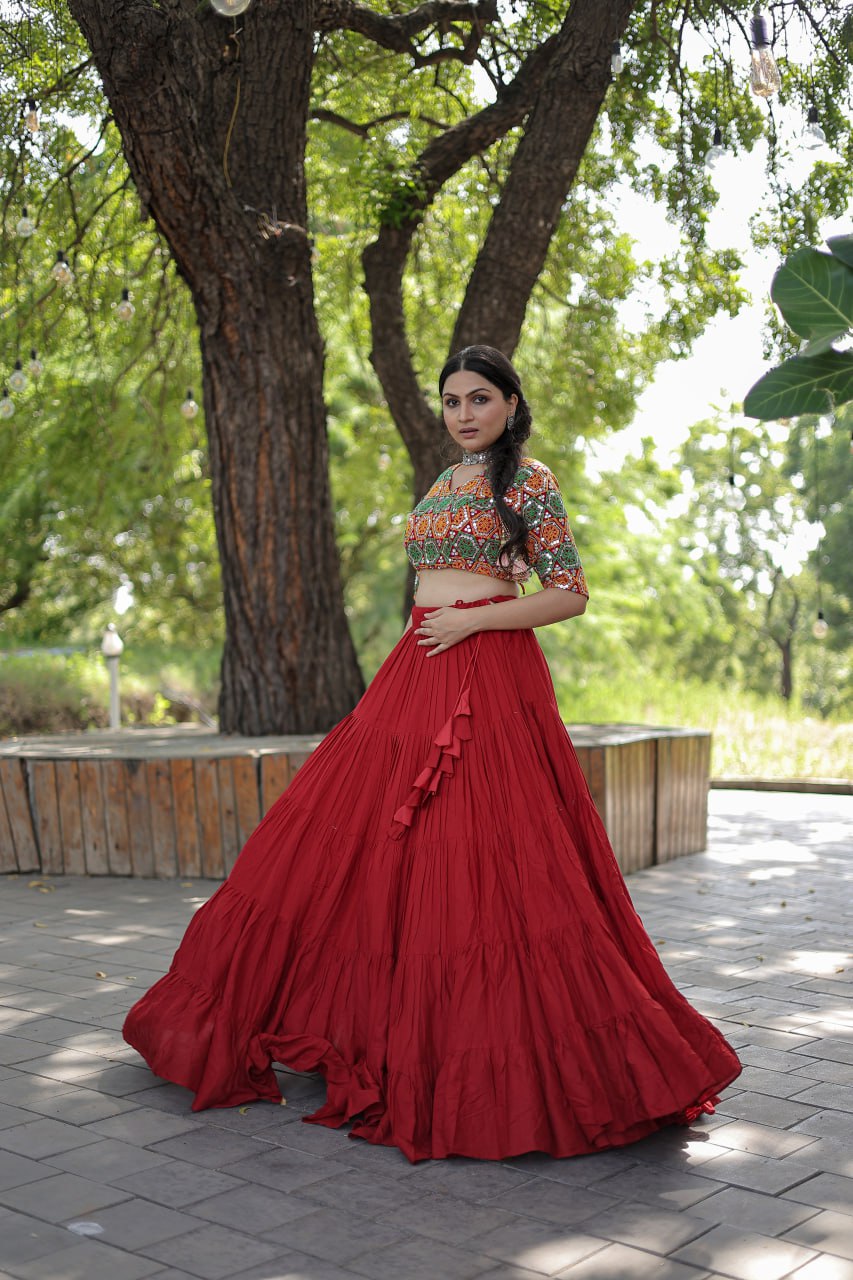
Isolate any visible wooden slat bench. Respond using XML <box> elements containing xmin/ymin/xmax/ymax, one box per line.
<box><xmin>0</xmin><ymin>723</ymin><xmax>711</xmax><ymax>879</ymax></box>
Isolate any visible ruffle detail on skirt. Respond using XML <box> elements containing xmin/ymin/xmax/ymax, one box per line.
<box><xmin>390</xmin><ymin>637</ymin><xmax>480</xmax><ymax>839</ymax></box>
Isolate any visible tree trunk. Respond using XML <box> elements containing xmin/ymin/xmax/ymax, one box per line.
<box><xmin>67</xmin><ymin>0</ymin><xmax>363</xmax><ymax>733</ymax></box>
<box><xmin>780</xmin><ymin>639</ymin><xmax>792</xmax><ymax>701</ymax></box>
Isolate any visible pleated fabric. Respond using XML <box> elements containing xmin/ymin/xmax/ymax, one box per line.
<box><xmin>123</xmin><ymin>595</ymin><xmax>741</xmax><ymax>1163</ymax></box>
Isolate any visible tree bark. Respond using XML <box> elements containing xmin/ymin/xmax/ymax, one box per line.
<box><xmin>67</xmin><ymin>0</ymin><xmax>363</xmax><ymax>733</ymax></box>
<box><xmin>363</xmin><ymin>0</ymin><xmax>637</xmax><ymax>507</ymax></box>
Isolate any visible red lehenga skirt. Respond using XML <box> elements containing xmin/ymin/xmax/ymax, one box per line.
<box><xmin>123</xmin><ymin>595</ymin><xmax>741</xmax><ymax>1163</ymax></box>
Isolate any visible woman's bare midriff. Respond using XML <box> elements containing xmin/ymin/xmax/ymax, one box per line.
<box><xmin>414</xmin><ymin>567</ymin><xmax>520</xmax><ymax>607</ymax></box>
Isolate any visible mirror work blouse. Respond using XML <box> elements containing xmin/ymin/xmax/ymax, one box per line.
<box><xmin>404</xmin><ymin>456</ymin><xmax>589</xmax><ymax>596</ymax></box>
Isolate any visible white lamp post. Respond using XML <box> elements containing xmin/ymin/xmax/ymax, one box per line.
<box><xmin>101</xmin><ymin>624</ymin><xmax>124</xmax><ymax>730</ymax></box>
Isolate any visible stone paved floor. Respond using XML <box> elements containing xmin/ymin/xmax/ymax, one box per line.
<box><xmin>0</xmin><ymin>790</ymin><xmax>851</xmax><ymax>1280</ymax></box>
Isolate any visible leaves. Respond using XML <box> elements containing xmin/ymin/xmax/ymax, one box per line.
<box><xmin>770</xmin><ymin>247</ymin><xmax>853</xmax><ymax>342</ymax></box>
<box><xmin>744</xmin><ymin>351</ymin><xmax>853</xmax><ymax>420</ymax></box>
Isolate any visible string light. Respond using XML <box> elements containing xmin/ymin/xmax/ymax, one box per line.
<box><xmin>27</xmin><ymin>349</ymin><xmax>43</xmax><ymax>379</ymax></box>
<box><xmin>704</xmin><ymin>126</ymin><xmax>726</xmax><ymax>169</ymax></box>
<box><xmin>9</xmin><ymin>360</ymin><xmax>27</xmax><ymax>393</ymax></box>
<box><xmin>802</xmin><ymin>106</ymin><xmax>827</xmax><ymax>149</ymax></box>
<box><xmin>812</xmin><ymin>610</ymin><xmax>829</xmax><ymax>639</ymax></box>
<box><xmin>50</xmin><ymin>250</ymin><xmax>74</xmax><ymax>286</ymax></box>
<box><xmin>24</xmin><ymin>97</ymin><xmax>39</xmax><ymax>132</ymax></box>
<box><xmin>116</xmin><ymin>287</ymin><xmax>135</xmax><ymax>321</ymax></box>
<box><xmin>749</xmin><ymin>10</ymin><xmax>781</xmax><ymax>99</ymax></box>
<box><xmin>0</xmin><ymin>388</ymin><xmax>14</xmax><ymax>419</ymax></box>
<box><xmin>611</xmin><ymin>41</ymin><xmax>623</xmax><ymax>74</ymax></box>
<box><xmin>181</xmin><ymin>389</ymin><xmax>199</xmax><ymax>419</ymax></box>
<box><xmin>209</xmin><ymin>0</ymin><xmax>252</xmax><ymax>15</ymax></box>
<box><xmin>15</xmin><ymin>207</ymin><xmax>35</xmax><ymax>238</ymax></box>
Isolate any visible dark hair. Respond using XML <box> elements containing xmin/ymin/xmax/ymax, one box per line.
<box><xmin>438</xmin><ymin>344</ymin><xmax>533</xmax><ymax>573</ymax></box>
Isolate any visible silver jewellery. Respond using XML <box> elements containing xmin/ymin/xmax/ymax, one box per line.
<box><xmin>459</xmin><ymin>447</ymin><xmax>493</xmax><ymax>465</ymax></box>
<box><xmin>506</xmin><ymin>413</ymin><xmax>515</xmax><ymax>430</ymax></box>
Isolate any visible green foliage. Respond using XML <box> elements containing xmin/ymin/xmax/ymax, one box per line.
<box><xmin>745</xmin><ymin>238</ymin><xmax>853</xmax><ymax>419</ymax></box>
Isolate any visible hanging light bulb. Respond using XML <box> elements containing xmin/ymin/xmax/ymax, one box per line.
<box><xmin>15</xmin><ymin>207</ymin><xmax>35</xmax><ymax>238</ymax></box>
<box><xmin>181</xmin><ymin>389</ymin><xmax>199</xmax><ymax>419</ymax></box>
<box><xmin>50</xmin><ymin>250</ymin><xmax>74</xmax><ymax>286</ymax></box>
<box><xmin>8</xmin><ymin>360</ymin><xmax>27</xmax><ymax>393</ymax></box>
<box><xmin>27</xmin><ymin>349</ymin><xmax>43</xmax><ymax>380</ymax></box>
<box><xmin>209</xmin><ymin>0</ymin><xmax>252</xmax><ymax>15</ymax></box>
<box><xmin>749</xmin><ymin>11</ymin><xmax>781</xmax><ymax>99</ymax></box>
<box><xmin>849</xmin><ymin>429</ymin><xmax>853</xmax><ymax>455</ymax></box>
<box><xmin>812</xmin><ymin>610</ymin><xmax>829</xmax><ymax>639</ymax></box>
<box><xmin>0</xmin><ymin>388</ymin><xmax>14</xmax><ymax>420</ymax></box>
<box><xmin>611</xmin><ymin>41</ymin><xmax>623</xmax><ymax>75</ymax></box>
<box><xmin>24</xmin><ymin>98</ymin><xmax>39</xmax><ymax>133</ymax></box>
<box><xmin>802</xmin><ymin>106</ymin><xmax>827</xmax><ymax>150</ymax></box>
<box><xmin>116</xmin><ymin>287</ymin><xmax>135</xmax><ymax>321</ymax></box>
<box><xmin>704</xmin><ymin>126</ymin><xmax>726</xmax><ymax>169</ymax></box>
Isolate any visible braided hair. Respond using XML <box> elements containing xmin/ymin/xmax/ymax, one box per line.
<box><xmin>438</xmin><ymin>344</ymin><xmax>533</xmax><ymax>574</ymax></box>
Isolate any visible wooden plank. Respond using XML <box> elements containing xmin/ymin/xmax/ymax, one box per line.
<box><xmin>102</xmin><ymin>759</ymin><xmax>132</xmax><ymax>876</ymax></box>
<box><xmin>78</xmin><ymin>761</ymin><xmax>109</xmax><ymax>875</ymax></box>
<box><xmin>29</xmin><ymin>761</ymin><xmax>63</xmax><ymax>875</ymax></box>
<box><xmin>146</xmin><ymin>760</ymin><xmax>177</xmax><ymax>878</ymax></box>
<box><xmin>217</xmin><ymin>759</ymin><xmax>240</xmax><ymax>875</ymax></box>
<box><xmin>232</xmin><ymin>756</ymin><xmax>260</xmax><ymax>850</ymax></box>
<box><xmin>260</xmin><ymin>754</ymin><xmax>291</xmax><ymax>817</ymax></box>
<box><xmin>125</xmin><ymin>760</ymin><xmax>154</xmax><ymax>878</ymax></box>
<box><xmin>584</xmin><ymin>746</ymin><xmax>607</xmax><ymax>814</ymax></box>
<box><xmin>0</xmin><ymin>765</ymin><xmax>21</xmax><ymax>873</ymax></box>
<box><xmin>0</xmin><ymin>759</ymin><xmax>39</xmax><ymax>873</ymax></box>
<box><xmin>195</xmin><ymin>759</ymin><xmax>224</xmax><ymax>880</ymax></box>
<box><xmin>605</xmin><ymin>741</ymin><xmax>654</xmax><ymax>875</ymax></box>
<box><xmin>171</xmin><ymin>759</ymin><xmax>201</xmax><ymax>879</ymax></box>
<box><xmin>55</xmin><ymin>761</ymin><xmax>86</xmax><ymax>876</ymax></box>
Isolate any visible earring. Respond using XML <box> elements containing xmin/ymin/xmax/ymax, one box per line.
<box><xmin>506</xmin><ymin>413</ymin><xmax>515</xmax><ymax>431</ymax></box>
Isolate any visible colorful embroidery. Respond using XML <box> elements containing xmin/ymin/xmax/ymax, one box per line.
<box><xmin>404</xmin><ymin>456</ymin><xmax>588</xmax><ymax>595</ymax></box>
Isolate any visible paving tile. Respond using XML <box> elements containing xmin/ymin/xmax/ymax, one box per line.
<box><xmin>463</xmin><ymin>1219</ymin><xmax>608</xmax><ymax>1274</ymax></box>
<box><xmin>71</xmin><ymin>1196</ymin><xmax>201</xmax><ymax>1250</ymax></box>
<box><xmin>788</xmin><ymin>1255</ymin><xmax>853</xmax><ymax>1280</ymax></box>
<box><xmin>0</xmin><ymin>1036</ymin><xmax>56</xmax><ymax>1066</ymax></box>
<box><xmin>229</xmin><ymin>1255</ymin><xmax>361</xmax><ymax>1280</ymax></box>
<box><xmin>86</xmin><ymin>1105</ymin><xmax>202</xmax><ymax>1147</ymax></box>
<box><xmin>408</xmin><ymin>1160</ymin><xmax>538</xmax><ymax>1203</ymax></box>
<box><xmin>8</xmin><ymin>1237</ymin><xmax>163</xmax><ymax>1279</ymax></box>
<box><xmin>346</xmin><ymin>1235</ymin><xmax>497</xmax><ymax>1280</ymax></box>
<box><xmin>790</xmin><ymin>1083</ymin><xmax>853</xmax><ymax>1113</ymax></box>
<box><xmin>578</xmin><ymin>1199</ymin><xmax>713</xmax><ymax>1253</ymax></box>
<box><xmin>115</xmin><ymin>1159</ymin><xmax>248</xmax><ymax>1208</ymax></box>
<box><xmin>783</xmin><ymin>1210</ymin><xmax>853</xmax><ymax>1260</ymax></box>
<box><xmin>687</xmin><ymin>1186</ymin><xmax>820</xmax><ymax>1234</ymax></box>
<box><xmin>11</xmin><ymin>1050</ymin><xmax>118</xmax><ymax>1083</ymax></box>
<box><xmin>189</xmin><ymin>1183</ymin><xmax>320</xmax><ymax>1232</ymax></box>
<box><xmin>553</xmin><ymin>1242</ymin><xmax>709</xmax><ymax>1278</ymax></box>
<box><xmin>707</xmin><ymin>1120</ymin><xmax>819</xmax><ymax>1159</ymax></box>
<box><xmin>714</xmin><ymin>1092</ymin><xmax>821</xmax><ymax>1128</ymax></box>
<box><xmin>140</xmin><ymin>1223</ymin><xmax>284</xmax><ymax>1279</ymax></box>
<box><xmin>485</xmin><ymin>1177</ymin><xmax>618</xmax><ymax>1227</ymax></box>
<box><xmin>589</xmin><ymin>1164</ymin><xmax>720</xmax><ymax>1211</ymax></box>
<box><xmin>0</xmin><ymin>1116</ymin><xmax>103</xmax><ymax>1159</ymax></box>
<box><xmin>734</xmin><ymin>1066</ymin><xmax>824</xmax><ymax>1100</ymax></box>
<box><xmin>0</xmin><ymin>1105</ymin><xmax>42</xmax><ymax>1132</ymax></box>
<box><xmin>192</xmin><ymin>1101</ymin><xmax>291</xmax><ymax>1136</ymax></box>
<box><xmin>501</xmin><ymin>1148</ymin><xmax>640</xmax><ymax>1185</ymax></box>
<box><xmin>149</xmin><ymin>1126</ymin><xmax>268</xmax><ymax>1168</ymax></box>
<box><xmin>74</xmin><ymin>1063</ymin><xmax>166</xmax><ymax>1096</ymax></box>
<box><xmin>0</xmin><ymin>1149</ymin><xmax>52</xmax><ymax>1192</ymax></box>
<box><xmin>696</xmin><ymin>1150</ymin><xmax>820</xmax><ymax>1195</ymax></box>
<box><xmin>0</xmin><ymin>1210</ymin><xmax>75</xmax><ymax>1265</ymax></box>
<box><xmin>221</xmin><ymin>1146</ymin><xmax>353</xmax><ymax>1194</ymax></box>
<box><xmin>374</xmin><ymin>1193</ymin><xmax>517</xmax><ymax>1244</ymax></box>
<box><xmin>738</xmin><ymin>1047</ymin><xmax>820</xmax><ymax>1074</ymax></box>
<box><xmin>2</xmin><ymin>1085</ymin><xmax>140</xmax><ymax>1126</ymax></box>
<box><xmin>783</xmin><ymin>1172</ymin><xmax>853</xmax><ymax>1215</ymax></box>
<box><xmin>779</xmin><ymin>1139</ymin><xmax>853</xmax><ymax>1178</ymax></box>
<box><xmin>792</xmin><ymin>1111</ymin><xmax>853</xmax><ymax>1144</ymax></box>
<box><xmin>794</xmin><ymin>1041</ymin><xmax>853</xmax><ymax>1066</ymax></box>
<box><xmin>261</xmin><ymin>1205</ymin><xmax>409</xmax><ymax>1263</ymax></box>
<box><xmin>672</xmin><ymin>1222</ymin><xmax>818</xmax><ymax>1280</ymax></box>
<box><xmin>45</xmin><ymin>1135</ymin><xmax>170</xmax><ymax>1181</ymax></box>
<box><xmin>0</xmin><ymin>1170</ymin><xmax>132</xmax><ymax>1222</ymax></box>
<box><xmin>291</xmin><ymin>1168</ymin><xmax>425</xmax><ymax>1217</ymax></box>
<box><xmin>789</xmin><ymin>1060</ymin><xmax>853</xmax><ymax>1086</ymax></box>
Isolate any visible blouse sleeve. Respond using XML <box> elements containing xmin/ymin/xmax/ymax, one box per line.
<box><xmin>522</xmin><ymin>464</ymin><xmax>589</xmax><ymax>596</ymax></box>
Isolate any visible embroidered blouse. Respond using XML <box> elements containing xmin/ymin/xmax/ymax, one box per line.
<box><xmin>404</xmin><ymin>456</ymin><xmax>588</xmax><ymax>595</ymax></box>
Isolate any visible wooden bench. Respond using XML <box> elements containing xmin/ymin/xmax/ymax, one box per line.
<box><xmin>0</xmin><ymin>723</ymin><xmax>710</xmax><ymax>879</ymax></box>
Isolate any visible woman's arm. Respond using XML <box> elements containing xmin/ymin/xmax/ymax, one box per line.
<box><xmin>415</xmin><ymin>588</ymin><xmax>586</xmax><ymax>653</ymax></box>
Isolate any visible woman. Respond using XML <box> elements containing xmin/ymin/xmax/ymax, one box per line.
<box><xmin>124</xmin><ymin>345</ymin><xmax>741</xmax><ymax>1164</ymax></box>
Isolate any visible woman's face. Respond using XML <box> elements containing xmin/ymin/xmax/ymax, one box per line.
<box><xmin>441</xmin><ymin>370</ymin><xmax>518</xmax><ymax>454</ymax></box>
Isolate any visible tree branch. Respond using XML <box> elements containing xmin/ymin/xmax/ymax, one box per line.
<box><xmin>314</xmin><ymin>0</ymin><xmax>498</xmax><ymax>54</ymax></box>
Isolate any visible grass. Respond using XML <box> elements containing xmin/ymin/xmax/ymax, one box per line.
<box><xmin>1</xmin><ymin>643</ymin><xmax>850</xmax><ymax>782</ymax></box>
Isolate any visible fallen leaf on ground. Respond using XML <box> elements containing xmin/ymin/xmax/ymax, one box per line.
<box><xmin>655</xmin><ymin>939</ymin><xmax>666</xmax><ymax>946</ymax></box>
<box><xmin>95</xmin><ymin>971</ymin><xmax>108</xmax><ymax>979</ymax></box>
<box><xmin>238</xmin><ymin>1106</ymin><xmax>249</xmax><ymax>1114</ymax></box>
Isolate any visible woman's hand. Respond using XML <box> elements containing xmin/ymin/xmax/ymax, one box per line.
<box><xmin>415</xmin><ymin>607</ymin><xmax>476</xmax><ymax>655</ymax></box>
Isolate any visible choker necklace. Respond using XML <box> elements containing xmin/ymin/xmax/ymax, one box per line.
<box><xmin>459</xmin><ymin>447</ymin><xmax>493</xmax><ymax>465</ymax></box>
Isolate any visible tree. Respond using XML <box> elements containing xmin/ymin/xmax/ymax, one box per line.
<box><xmin>2</xmin><ymin>0</ymin><xmax>850</xmax><ymax>733</ymax></box>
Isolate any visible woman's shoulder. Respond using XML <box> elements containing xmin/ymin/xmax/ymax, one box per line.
<box><xmin>512</xmin><ymin>456</ymin><xmax>560</xmax><ymax>489</ymax></box>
